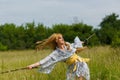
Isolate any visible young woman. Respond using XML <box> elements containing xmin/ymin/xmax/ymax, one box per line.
<box><xmin>27</xmin><ymin>33</ymin><xmax>90</xmax><ymax>80</ymax></box>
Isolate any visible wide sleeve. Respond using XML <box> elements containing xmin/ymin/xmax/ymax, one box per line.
<box><xmin>71</xmin><ymin>36</ymin><xmax>83</xmax><ymax>48</ymax></box>
<box><xmin>39</xmin><ymin>50</ymin><xmax>58</xmax><ymax>74</ymax></box>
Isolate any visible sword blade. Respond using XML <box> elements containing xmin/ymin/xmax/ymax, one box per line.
<box><xmin>0</xmin><ymin>67</ymin><xmax>27</xmax><ymax>74</ymax></box>
<box><xmin>86</xmin><ymin>33</ymin><xmax>95</xmax><ymax>41</ymax></box>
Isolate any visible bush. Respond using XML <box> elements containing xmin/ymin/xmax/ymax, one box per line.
<box><xmin>0</xmin><ymin>42</ymin><xmax>8</xmax><ymax>51</ymax></box>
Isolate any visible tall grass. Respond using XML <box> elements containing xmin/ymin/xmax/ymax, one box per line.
<box><xmin>0</xmin><ymin>46</ymin><xmax>120</xmax><ymax>80</ymax></box>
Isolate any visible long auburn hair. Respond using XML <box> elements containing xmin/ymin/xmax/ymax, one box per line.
<box><xmin>35</xmin><ymin>33</ymin><xmax>70</xmax><ymax>51</ymax></box>
<box><xmin>35</xmin><ymin>33</ymin><xmax>86</xmax><ymax>53</ymax></box>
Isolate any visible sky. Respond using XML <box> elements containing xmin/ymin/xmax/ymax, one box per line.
<box><xmin>0</xmin><ymin>0</ymin><xmax>120</xmax><ymax>28</ymax></box>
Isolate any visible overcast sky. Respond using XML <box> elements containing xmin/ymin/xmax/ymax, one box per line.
<box><xmin>0</xmin><ymin>0</ymin><xmax>120</xmax><ymax>28</ymax></box>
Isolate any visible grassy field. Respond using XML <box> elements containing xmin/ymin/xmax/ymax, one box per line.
<box><xmin>0</xmin><ymin>46</ymin><xmax>120</xmax><ymax>80</ymax></box>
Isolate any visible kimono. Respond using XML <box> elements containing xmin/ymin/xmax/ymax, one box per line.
<box><xmin>39</xmin><ymin>36</ymin><xmax>90</xmax><ymax>80</ymax></box>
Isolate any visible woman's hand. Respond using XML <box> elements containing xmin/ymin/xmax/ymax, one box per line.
<box><xmin>27</xmin><ymin>65</ymin><xmax>34</xmax><ymax>69</ymax></box>
<box><xmin>27</xmin><ymin>62</ymin><xmax>40</xmax><ymax>69</ymax></box>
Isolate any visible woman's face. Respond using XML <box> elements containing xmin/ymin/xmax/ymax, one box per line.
<box><xmin>56</xmin><ymin>35</ymin><xmax>65</xmax><ymax>45</ymax></box>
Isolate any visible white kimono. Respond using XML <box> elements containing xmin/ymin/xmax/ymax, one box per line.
<box><xmin>39</xmin><ymin>36</ymin><xmax>90</xmax><ymax>80</ymax></box>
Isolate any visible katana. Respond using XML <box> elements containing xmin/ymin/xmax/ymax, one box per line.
<box><xmin>0</xmin><ymin>67</ymin><xmax>38</xmax><ymax>74</ymax></box>
<box><xmin>84</xmin><ymin>33</ymin><xmax>95</xmax><ymax>45</ymax></box>
<box><xmin>86</xmin><ymin>33</ymin><xmax>95</xmax><ymax>41</ymax></box>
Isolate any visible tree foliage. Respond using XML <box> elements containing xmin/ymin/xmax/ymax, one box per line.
<box><xmin>98</xmin><ymin>13</ymin><xmax>120</xmax><ymax>47</ymax></box>
<box><xmin>0</xmin><ymin>13</ymin><xmax>120</xmax><ymax>50</ymax></box>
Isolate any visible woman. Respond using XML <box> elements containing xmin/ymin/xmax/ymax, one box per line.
<box><xmin>27</xmin><ymin>33</ymin><xmax>90</xmax><ymax>80</ymax></box>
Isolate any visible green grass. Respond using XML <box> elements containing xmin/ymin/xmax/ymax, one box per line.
<box><xmin>0</xmin><ymin>46</ymin><xmax>120</xmax><ymax>80</ymax></box>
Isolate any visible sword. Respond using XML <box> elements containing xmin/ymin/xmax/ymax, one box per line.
<box><xmin>84</xmin><ymin>33</ymin><xmax>95</xmax><ymax>45</ymax></box>
<box><xmin>0</xmin><ymin>67</ymin><xmax>38</xmax><ymax>74</ymax></box>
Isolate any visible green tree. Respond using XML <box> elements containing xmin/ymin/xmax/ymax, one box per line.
<box><xmin>24</xmin><ymin>22</ymin><xmax>36</xmax><ymax>48</ymax></box>
<box><xmin>98</xmin><ymin>13</ymin><xmax>120</xmax><ymax>47</ymax></box>
<box><xmin>0</xmin><ymin>23</ymin><xmax>17</xmax><ymax>49</ymax></box>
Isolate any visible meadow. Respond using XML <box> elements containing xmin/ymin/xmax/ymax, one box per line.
<box><xmin>0</xmin><ymin>46</ymin><xmax>120</xmax><ymax>80</ymax></box>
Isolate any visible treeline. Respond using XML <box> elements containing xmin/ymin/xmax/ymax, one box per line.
<box><xmin>0</xmin><ymin>13</ymin><xmax>120</xmax><ymax>51</ymax></box>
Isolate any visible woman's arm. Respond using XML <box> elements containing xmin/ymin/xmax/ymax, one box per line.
<box><xmin>27</xmin><ymin>50</ymin><xmax>57</xmax><ymax>69</ymax></box>
<box><xmin>75</xmin><ymin>46</ymin><xmax>88</xmax><ymax>53</ymax></box>
<box><xmin>27</xmin><ymin>62</ymin><xmax>40</xmax><ymax>69</ymax></box>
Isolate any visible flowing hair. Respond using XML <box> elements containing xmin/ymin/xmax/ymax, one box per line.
<box><xmin>35</xmin><ymin>33</ymin><xmax>71</xmax><ymax>51</ymax></box>
<box><xmin>35</xmin><ymin>33</ymin><xmax>86</xmax><ymax>53</ymax></box>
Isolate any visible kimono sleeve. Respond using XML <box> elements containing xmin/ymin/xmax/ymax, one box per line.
<box><xmin>39</xmin><ymin>50</ymin><xmax>57</xmax><ymax>68</ymax></box>
<box><xmin>39</xmin><ymin>50</ymin><xmax>57</xmax><ymax>74</ymax></box>
<box><xmin>71</xmin><ymin>36</ymin><xmax>83</xmax><ymax>48</ymax></box>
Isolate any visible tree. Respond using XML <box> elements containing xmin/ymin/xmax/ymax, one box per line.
<box><xmin>98</xmin><ymin>13</ymin><xmax>120</xmax><ymax>46</ymax></box>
